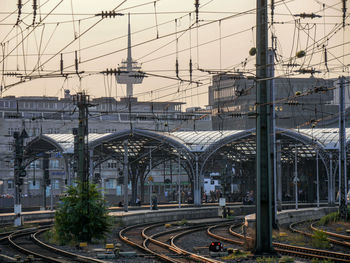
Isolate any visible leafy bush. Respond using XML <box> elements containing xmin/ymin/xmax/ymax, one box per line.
<box><xmin>54</xmin><ymin>183</ymin><xmax>111</xmax><ymax>244</ymax></box>
<box><xmin>311</xmin><ymin>230</ymin><xmax>330</xmax><ymax>249</ymax></box>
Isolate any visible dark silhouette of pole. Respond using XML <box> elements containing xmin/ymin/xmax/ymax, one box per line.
<box><xmin>339</xmin><ymin>76</ymin><xmax>348</xmax><ymax>219</ymax></box>
<box><xmin>74</xmin><ymin>92</ymin><xmax>91</xmax><ymax>241</ymax></box>
<box><xmin>255</xmin><ymin>0</ymin><xmax>274</xmax><ymax>254</ymax></box>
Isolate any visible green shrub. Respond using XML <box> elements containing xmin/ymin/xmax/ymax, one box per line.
<box><xmin>54</xmin><ymin>182</ymin><xmax>111</xmax><ymax>244</ymax></box>
<box><xmin>312</xmin><ymin>230</ymin><xmax>330</xmax><ymax>249</ymax></box>
<box><xmin>319</xmin><ymin>212</ymin><xmax>339</xmax><ymax>226</ymax></box>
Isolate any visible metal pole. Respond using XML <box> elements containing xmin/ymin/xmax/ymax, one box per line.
<box><xmin>294</xmin><ymin>146</ymin><xmax>298</xmax><ymax>210</ymax></box>
<box><xmin>123</xmin><ymin>140</ymin><xmax>128</xmax><ymax>212</ymax></box>
<box><xmin>329</xmin><ymin>153</ymin><xmax>334</xmax><ymax>205</ymax></box>
<box><xmin>276</xmin><ymin>140</ymin><xmax>282</xmax><ymax>211</ymax></box>
<box><xmin>149</xmin><ymin>148</ymin><xmax>152</xmax><ymax>210</ymax></box>
<box><xmin>178</xmin><ymin>150</ymin><xmax>181</xmax><ymax>208</ymax></box>
<box><xmin>194</xmin><ymin>155</ymin><xmax>200</xmax><ymax>206</ymax></box>
<box><xmin>255</xmin><ymin>0</ymin><xmax>273</xmax><ymax>254</ymax></box>
<box><xmin>316</xmin><ymin>150</ymin><xmax>320</xmax><ymax>208</ymax></box>
<box><xmin>339</xmin><ymin>76</ymin><xmax>347</xmax><ymax>218</ymax></box>
<box><xmin>268</xmin><ymin>49</ymin><xmax>277</xmax><ymax>226</ymax></box>
<box><xmin>50</xmin><ymin>182</ymin><xmax>53</xmax><ymax>211</ymax></box>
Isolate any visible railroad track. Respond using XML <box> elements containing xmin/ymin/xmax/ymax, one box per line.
<box><xmin>207</xmin><ymin>221</ymin><xmax>350</xmax><ymax>262</ymax></box>
<box><xmin>290</xmin><ymin>220</ymin><xmax>350</xmax><ymax>248</ymax></box>
<box><xmin>2</xmin><ymin>226</ymin><xmax>107</xmax><ymax>263</ymax></box>
<box><xmin>119</xmin><ymin>220</ymin><xmax>235</xmax><ymax>263</ymax></box>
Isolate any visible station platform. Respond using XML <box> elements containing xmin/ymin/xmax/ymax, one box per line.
<box><xmin>244</xmin><ymin>206</ymin><xmax>338</xmax><ymax>228</ymax></box>
<box><xmin>0</xmin><ymin>204</ymin><xmax>254</xmax><ymax>226</ymax></box>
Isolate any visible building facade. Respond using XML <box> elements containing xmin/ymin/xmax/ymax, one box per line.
<box><xmin>0</xmin><ymin>90</ymin><xmax>211</xmax><ymax>201</ymax></box>
<box><xmin>208</xmin><ymin>73</ymin><xmax>338</xmax><ymax>130</ymax></box>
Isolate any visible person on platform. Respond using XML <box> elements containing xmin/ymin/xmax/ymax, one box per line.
<box><xmin>151</xmin><ymin>192</ymin><xmax>158</xmax><ymax>210</ymax></box>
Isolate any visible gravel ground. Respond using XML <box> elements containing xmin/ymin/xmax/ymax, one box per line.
<box><xmin>36</xmin><ymin>224</ymin><xmax>315</xmax><ymax>263</ymax></box>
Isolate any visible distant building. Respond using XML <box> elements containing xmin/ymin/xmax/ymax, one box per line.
<box><xmin>208</xmin><ymin>73</ymin><xmax>338</xmax><ymax>130</ymax></box>
<box><xmin>0</xmin><ymin>90</ymin><xmax>211</xmax><ymax>198</ymax></box>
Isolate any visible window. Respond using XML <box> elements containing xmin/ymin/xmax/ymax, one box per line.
<box><xmin>105</xmin><ymin>179</ymin><xmax>116</xmax><ymax>189</ymax></box>
<box><xmin>50</xmin><ymin>159</ymin><xmax>60</xmax><ymax>169</ymax></box>
<box><xmin>7</xmin><ymin>180</ymin><xmax>14</xmax><ymax>189</ymax></box>
<box><xmin>8</xmin><ymin>127</ymin><xmax>20</xmax><ymax>136</ymax></box>
<box><xmin>107</xmin><ymin>161</ymin><xmax>118</xmax><ymax>169</ymax></box>
<box><xmin>28</xmin><ymin>180</ymin><xmax>40</xmax><ymax>190</ymax></box>
<box><xmin>52</xmin><ymin>179</ymin><xmax>60</xmax><ymax>189</ymax></box>
<box><xmin>29</xmin><ymin>160</ymin><xmax>40</xmax><ymax>169</ymax></box>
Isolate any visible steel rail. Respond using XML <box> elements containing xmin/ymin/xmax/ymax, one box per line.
<box><xmin>119</xmin><ymin>222</ymin><xmax>180</xmax><ymax>263</ymax></box>
<box><xmin>226</xmin><ymin>222</ymin><xmax>350</xmax><ymax>262</ymax></box>
<box><xmin>32</xmin><ymin>228</ymin><xmax>107</xmax><ymax>263</ymax></box>
<box><xmin>290</xmin><ymin>221</ymin><xmax>350</xmax><ymax>248</ymax></box>
<box><xmin>170</xmin><ymin>226</ymin><xmax>224</xmax><ymax>263</ymax></box>
<box><xmin>7</xmin><ymin>227</ymin><xmax>108</xmax><ymax>263</ymax></box>
<box><xmin>8</xmin><ymin>228</ymin><xmax>66</xmax><ymax>263</ymax></box>
<box><xmin>207</xmin><ymin>222</ymin><xmax>244</xmax><ymax>246</ymax></box>
<box><xmin>311</xmin><ymin>222</ymin><xmax>350</xmax><ymax>241</ymax></box>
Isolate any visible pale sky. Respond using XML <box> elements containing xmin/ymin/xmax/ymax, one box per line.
<box><xmin>0</xmin><ymin>0</ymin><xmax>349</xmax><ymax>108</ymax></box>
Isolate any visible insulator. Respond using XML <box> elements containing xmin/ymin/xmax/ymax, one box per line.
<box><xmin>175</xmin><ymin>59</ymin><xmax>179</xmax><ymax>79</ymax></box>
<box><xmin>324</xmin><ymin>47</ymin><xmax>329</xmax><ymax>72</ymax></box>
<box><xmin>294</xmin><ymin>13</ymin><xmax>321</xmax><ymax>19</ymax></box>
<box><xmin>75</xmin><ymin>51</ymin><xmax>78</xmax><ymax>73</ymax></box>
<box><xmin>60</xmin><ymin>53</ymin><xmax>63</xmax><ymax>75</ymax></box>
<box><xmin>32</xmin><ymin>0</ymin><xmax>37</xmax><ymax>25</ymax></box>
<box><xmin>194</xmin><ymin>0</ymin><xmax>200</xmax><ymax>23</ymax></box>
<box><xmin>189</xmin><ymin>59</ymin><xmax>193</xmax><ymax>80</ymax></box>
<box><xmin>343</xmin><ymin>0</ymin><xmax>347</xmax><ymax>27</ymax></box>
<box><xmin>16</xmin><ymin>0</ymin><xmax>22</xmax><ymax>25</ymax></box>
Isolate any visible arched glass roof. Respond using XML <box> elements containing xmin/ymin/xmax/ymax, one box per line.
<box><xmin>26</xmin><ymin>128</ymin><xmax>347</xmax><ymax>159</ymax></box>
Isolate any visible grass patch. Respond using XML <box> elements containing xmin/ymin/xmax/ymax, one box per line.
<box><xmin>279</xmin><ymin>256</ymin><xmax>295</xmax><ymax>263</ymax></box>
<box><xmin>273</xmin><ymin>229</ymin><xmax>308</xmax><ymax>246</ymax></box>
<box><xmin>319</xmin><ymin>212</ymin><xmax>339</xmax><ymax>226</ymax></box>
<box><xmin>311</xmin><ymin>259</ymin><xmax>334</xmax><ymax>263</ymax></box>
<box><xmin>176</xmin><ymin>219</ymin><xmax>187</xmax><ymax>226</ymax></box>
<box><xmin>319</xmin><ymin>208</ymin><xmax>350</xmax><ymax>226</ymax></box>
<box><xmin>221</xmin><ymin>249</ymin><xmax>251</xmax><ymax>260</ymax></box>
<box><xmin>311</xmin><ymin>230</ymin><xmax>330</xmax><ymax>249</ymax></box>
<box><xmin>256</xmin><ymin>256</ymin><xmax>278</xmax><ymax>263</ymax></box>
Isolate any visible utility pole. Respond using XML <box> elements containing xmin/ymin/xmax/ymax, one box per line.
<box><xmin>73</xmin><ymin>92</ymin><xmax>91</xmax><ymax>241</ymax></box>
<box><xmin>255</xmin><ymin>0</ymin><xmax>274</xmax><ymax>254</ymax></box>
<box><xmin>178</xmin><ymin>150</ymin><xmax>181</xmax><ymax>208</ymax></box>
<box><xmin>13</xmin><ymin>129</ymin><xmax>28</xmax><ymax>226</ymax></box>
<box><xmin>123</xmin><ymin>140</ymin><xmax>129</xmax><ymax>212</ymax></box>
<box><xmin>316</xmin><ymin>150</ymin><xmax>320</xmax><ymax>208</ymax></box>
<box><xmin>339</xmin><ymin>76</ymin><xmax>348</xmax><ymax>219</ymax></box>
<box><xmin>268</xmin><ymin>49</ymin><xmax>277</xmax><ymax>227</ymax></box>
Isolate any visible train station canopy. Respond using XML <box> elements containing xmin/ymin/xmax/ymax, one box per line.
<box><xmin>24</xmin><ymin>128</ymin><xmax>350</xmax><ymax>166</ymax></box>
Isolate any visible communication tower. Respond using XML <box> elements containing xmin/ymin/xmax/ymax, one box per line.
<box><xmin>116</xmin><ymin>14</ymin><xmax>144</xmax><ymax>98</ymax></box>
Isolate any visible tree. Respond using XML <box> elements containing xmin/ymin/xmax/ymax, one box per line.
<box><xmin>54</xmin><ymin>183</ymin><xmax>111</xmax><ymax>244</ymax></box>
